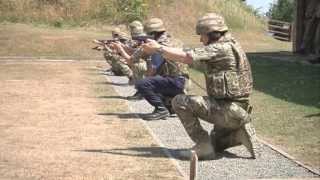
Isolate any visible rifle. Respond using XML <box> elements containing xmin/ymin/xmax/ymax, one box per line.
<box><xmin>92</xmin><ymin>37</ymin><xmax>128</xmax><ymax>51</ymax></box>
<box><xmin>92</xmin><ymin>38</ymin><xmax>128</xmax><ymax>46</ymax></box>
<box><xmin>132</xmin><ymin>35</ymin><xmax>154</xmax><ymax>43</ymax></box>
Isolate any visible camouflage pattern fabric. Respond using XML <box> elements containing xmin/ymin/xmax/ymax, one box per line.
<box><xmin>131</xmin><ymin>60</ymin><xmax>147</xmax><ymax>81</ymax></box>
<box><xmin>172</xmin><ymin>94</ymin><xmax>257</xmax><ymax>157</ymax></box>
<box><xmin>185</xmin><ymin>33</ymin><xmax>252</xmax><ymax>99</ymax></box>
<box><xmin>103</xmin><ymin>50</ymin><xmax>133</xmax><ymax>77</ymax></box>
<box><xmin>196</xmin><ymin>13</ymin><xmax>228</xmax><ymax>34</ymax></box>
<box><xmin>156</xmin><ymin>32</ymin><xmax>190</xmax><ymax>77</ymax></box>
<box><xmin>129</xmin><ymin>20</ymin><xmax>145</xmax><ymax>38</ymax></box>
<box><xmin>144</xmin><ymin>18</ymin><xmax>166</xmax><ymax>34</ymax></box>
<box><xmin>172</xmin><ymin>33</ymin><xmax>256</xmax><ymax>157</ymax></box>
<box><xmin>130</xmin><ymin>32</ymin><xmax>189</xmax><ymax>78</ymax></box>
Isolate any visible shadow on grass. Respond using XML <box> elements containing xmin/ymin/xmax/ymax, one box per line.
<box><xmin>98</xmin><ymin>112</ymin><xmax>177</xmax><ymax>121</ymax></box>
<box><xmin>95</xmin><ymin>81</ymin><xmax>129</xmax><ymax>86</ymax></box>
<box><xmin>97</xmin><ymin>112</ymin><xmax>141</xmax><ymax>119</ymax></box>
<box><xmin>304</xmin><ymin>113</ymin><xmax>320</xmax><ymax>118</ymax></box>
<box><xmin>97</xmin><ymin>95</ymin><xmax>129</xmax><ymax>100</ymax></box>
<box><xmin>248</xmin><ymin>52</ymin><xmax>320</xmax><ymax>108</ymax></box>
<box><xmin>76</xmin><ymin>147</ymin><xmax>252</xmax><ymax>161</ymax></box>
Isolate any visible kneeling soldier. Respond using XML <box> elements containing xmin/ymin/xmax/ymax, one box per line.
<box><xmin>142</xmin><ymin>13</ymin><xmax>257</xmax><ymax>160</ymax></box>
<box><xmin>114</xmin><ymin>18</ymin><xmax>189</xmax><ymax>119</ymax></box>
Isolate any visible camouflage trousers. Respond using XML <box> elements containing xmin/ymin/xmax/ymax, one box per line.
<box><xmin>104</xmin><ymin>52</ymin><xmax>133</xmax><ymax>77</ymax></box>
<box><xmin>172</xmin><ymin>94</ymin><xmax>257</xmax><ymax>155</ymax></box>
<box><xmin>131</xmin><ymin>61</ymin><xmax>147</xmax><ymax>82</ymax></box>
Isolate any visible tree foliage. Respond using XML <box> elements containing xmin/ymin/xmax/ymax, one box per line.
<box><xmin>266</xmin><ymin>0</ymin><xmax>294</xmax><ymax>22</ymax></box>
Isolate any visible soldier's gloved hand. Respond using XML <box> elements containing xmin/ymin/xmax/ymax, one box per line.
<box><xmin>141</xmin><ymin>39</ymin><xmax>161</xmax><ymax>54</ymax></box>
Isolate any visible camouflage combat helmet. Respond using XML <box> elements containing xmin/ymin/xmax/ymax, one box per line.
<box><xmin>129</xmin><ymin>20</ymin><xmax>145</xmax><ymax>37</ymax></box>
<box><xmin>196</xmin><ymin>13</ymin><xmax>228</xmax><ymax>35</ymax></box>
<box><xmin>112</xmin><ymin>27</ymin><xmax>129</xmax><ymax>39</ymax></box>
<box><xmin>144</xmin><ymin>18</ymin><xmax>166</xmax><ymax>34</ymax></box>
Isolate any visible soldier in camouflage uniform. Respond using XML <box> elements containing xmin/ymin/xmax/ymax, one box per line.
<box><xmin>103</xmin><ymin>28</ymin><xmax>134</xmax><ymax>80</ymax></box>
<box><xmin>116</xmin><ymin>18</ymin><xmax>190</xmax><ymax>120</ymax></box>
<box><xmin>128</xmin><ymin>21</ymin><xmax>148</xmax><ymax>83</ymax></box>
<box><xmin>142</xmin><ymin>13</ymin><xmax>257</xmax><ymax>160</ymax></box>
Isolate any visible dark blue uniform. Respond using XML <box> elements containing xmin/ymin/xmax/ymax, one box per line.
<box><xmin>135</xmin><ymin>53</ymin><xmax>186</xmax><ymax>120</ymax></box>
<box><xmin>135</xmin><ymin>75</ymin><xmax>185</xmax><ymax>108</ymax></box>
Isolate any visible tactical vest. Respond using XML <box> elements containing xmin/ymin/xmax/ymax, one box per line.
<box><xmin>157</xmin><ymin>60</ymin><xmax>189</xmax><ymax>77</ymax></box>
<box><xmin>205</xmin><ymin>37</ymin><xmax>253</xmax><ymax>99</ymax></box>
<box><xmin>156</xmin><ymin>32</ymin><xmax>189</xmax><ymax>77</ymax></box>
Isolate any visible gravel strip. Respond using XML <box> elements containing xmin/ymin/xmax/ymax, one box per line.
<box><xmin>105</xmin><ymin>72</ymin><xmax>319</xmax><ymax>180</ymax></box>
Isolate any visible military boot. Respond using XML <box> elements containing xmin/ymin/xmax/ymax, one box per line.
<box><xmin>211</xmin><ymin>124</ymin><xmax>257</xmax><ymax>159</ymax></box>
<box><xmin>235</xmin><ymin>123</ymin><xmax>257</xmax><ymax>159</ymax></box>
<box><xmin>142</xmin><ymin>106</ymin><xmax>170</xmax><ymax>120</ymax></box>
<box><xmin>211</xmin><ymin>129</ymin><xmax>240</xmax><ymax>153</ymax></box>
<box><xmin>163</xmin><ymin>97</ymin><xmax>176</xmax><ymax>115</ymax></box>
<box><xmin>179</xmin><ymin>140</ymin><xmax>216</xmax><ymax>160</ymax></box>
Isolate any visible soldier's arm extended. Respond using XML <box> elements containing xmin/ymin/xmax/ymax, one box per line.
<box><xmin>141</xmin><ymin>40</ymin><xmax>193</xmax><ymax>64</ymax></box>
<box><xmin>142</xmin><ymin>39</ymin><xmax>220</xmax><ymax>64</ymax></box>
<box><xmin>111</xmin><ymin>42</ymin><xmax>133</xmax><ymax>65</ymax></box>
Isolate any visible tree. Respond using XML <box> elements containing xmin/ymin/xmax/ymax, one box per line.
<box><xmin>266</xmin><ymin>0</ymin><xmax>295</xmax><ymax>22</ymax></box>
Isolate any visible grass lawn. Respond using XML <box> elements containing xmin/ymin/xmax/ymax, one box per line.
<box><xmin>250</xmin><ymin>55</ymin><xmax>320</xmax><ymax>168</ymax></box>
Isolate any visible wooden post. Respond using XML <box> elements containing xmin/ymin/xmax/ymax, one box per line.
<box><xmin>189</xmin><ymin>150</ymin><xmax>198</xmax><ymax>180</ymax></box>
<box><xmin>293</xmin><ymin>0</ymin><xmax>306</xmax><ymax>53</ymax></box>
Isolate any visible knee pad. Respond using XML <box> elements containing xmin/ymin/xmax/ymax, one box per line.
<box><xmin>228</xmin><ymin>102</ymin><xmax>252</xmax><ymax>126</ymax></box>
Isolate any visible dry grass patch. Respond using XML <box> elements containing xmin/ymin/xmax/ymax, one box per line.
<box><xmin>0</xmin><ymin>61</ymin><xmax>183</xmax><ymax>179</ymax></box>
<box><xmin>0</xmin><ymin>23</ymin><xmax>110</xmax><ymax>58</ymax></box>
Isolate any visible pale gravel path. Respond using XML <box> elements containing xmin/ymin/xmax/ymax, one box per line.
<box><xmin>106</xmin><ymin>72</ymin><xmax>319</xmax><ymax>180</ymax></box>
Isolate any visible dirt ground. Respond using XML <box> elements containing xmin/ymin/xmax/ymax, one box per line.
<box><xmin>0</xmin><ymin>60</ymin><xmax>184</xmax><ymax>180</ymax></box>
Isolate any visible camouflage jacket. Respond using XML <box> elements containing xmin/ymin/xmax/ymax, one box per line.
<box><xmin>156</xmin><ymin>32</ymin><xmax>189</xmax><ymax>77</ymax></box>
<box><xmin>131</xmin><ymin>32</ymin><xmax>189</xmax><ymax>77</ymax></box>
<box><xmin>185</xmin><ymin>33</ymin><xmax>253</xmax><ymax>100</ymax></box>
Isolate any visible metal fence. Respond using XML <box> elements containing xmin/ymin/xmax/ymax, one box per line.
<box><xmin>267</xmin><ymin>19</ymin><xmax>292</xmax><ymax>41</ymax></box>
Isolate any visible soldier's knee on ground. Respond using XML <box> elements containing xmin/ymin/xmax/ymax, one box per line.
<box><xmin>172</xmin><ymin>94</ymin><xmax>189</xmax><ymax>111</ymax></box>
<box><xmin>210</xmin><ymin>124</ymin><xmax>257</xmax><ymax>159</ymax></box>
<box><xmin>228</xmin><ymin>102</ymin><xmax>252</xmax><ymax>126</ymax></box>
<box><xmin>210</xmin><ymin>128</ymin><xmax>237</xmax><ymax>152</ymax></box>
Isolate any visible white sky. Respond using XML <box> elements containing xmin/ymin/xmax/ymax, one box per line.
<box><xmin>246</xmin><ymin>0</ymin><xmax>276</xmax><ymax>14</ymax></box>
